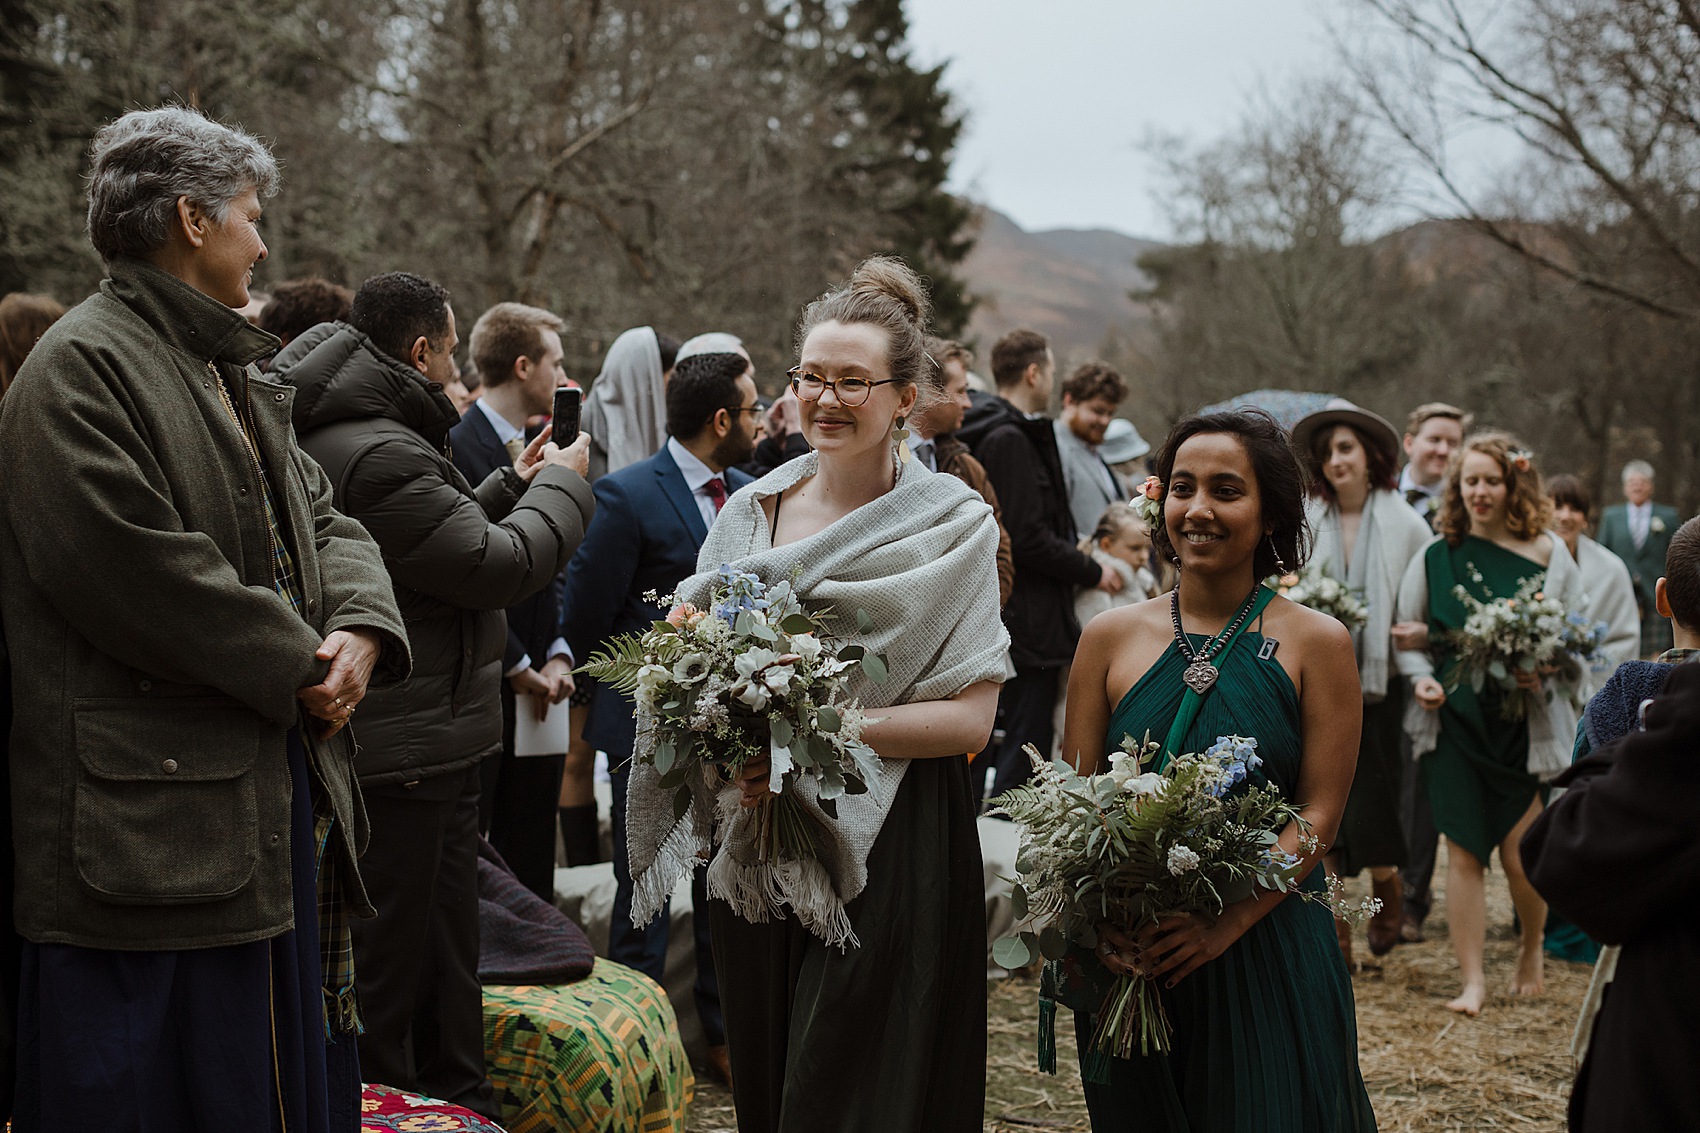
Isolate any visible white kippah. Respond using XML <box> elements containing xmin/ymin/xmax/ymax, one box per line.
<box><xmin>675</xmin><ymin>332</ymin><xmax>749</xmax><ymax>362</ymax></box>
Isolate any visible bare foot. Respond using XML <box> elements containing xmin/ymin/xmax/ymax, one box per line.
<box><xmin>1512</xmin><ymin>949</ymin><xmax>1545</xmax><ymax>997</ymax></box>
<box><xmin>1446</xmin><ymin>983</ymin><xmax>1487</xmax><ymax>1016</ymax></box>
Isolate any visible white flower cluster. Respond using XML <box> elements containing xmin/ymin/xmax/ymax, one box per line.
<box><xmin>1279</xmin><ymin>566</ymin><xmax>1369</xmax><ymax>629</ymax></box>
<box><xmin>583</xmin><ymin>565</ymin><xmax>883</xmax><ymax>819</ymax></box>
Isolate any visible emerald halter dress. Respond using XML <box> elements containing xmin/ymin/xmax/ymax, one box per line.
<box><xmin>1073</xmin><ymin>624</ymin><xmax>1378</xmax><ymax>1133</ymax></box>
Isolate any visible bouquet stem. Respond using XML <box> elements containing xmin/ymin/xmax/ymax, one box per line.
<box><xmin>753</xmin><ymin>790</ymin><xmax>824</xmax><ymax>864</ymax></box>
<box><xmin>1090</xmin><ymin>973</ymin><xmax>1173</xmax><ymax>1059</ymax></box>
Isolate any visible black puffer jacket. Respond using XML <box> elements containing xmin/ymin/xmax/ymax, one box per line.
<box><xmin>274</xmin><ymin>323</ymin><xmax>593</xmax><ymax>787</ymax></box>
<box><xmin>957</xmin><ymin>391</ymin><xmax>1101</xmax><ymax>670</ymax></box>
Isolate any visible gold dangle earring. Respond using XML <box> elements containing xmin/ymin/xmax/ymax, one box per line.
<box><xmin>894</xmin><ymin>414</ymin><xmax>913</xmax><ymax>463</ymax></box>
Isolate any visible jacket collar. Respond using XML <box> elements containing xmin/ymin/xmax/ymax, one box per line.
<box><xmin>271</xmin><ymin>322</ymin><xmax>462</xmax><ymax>450</ymax></box>
<box><xmin>103</xmin><ymin>256</ymin><xmax>279</xmax><ymax>367</ymax></box>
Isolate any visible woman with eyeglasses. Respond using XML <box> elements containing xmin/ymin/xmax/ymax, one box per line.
<box><xmin>623</xmin><ymin>256</ymin><xmax>1010</xmax><ymax>1132</ymax></box>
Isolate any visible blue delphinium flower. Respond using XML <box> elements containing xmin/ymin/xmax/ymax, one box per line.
<box><xmin>1203</xmin><ymin>735</ymin><xmax>1262</xmax><ymax>796</ymax></box>
<box><xmin>714</xmin><ymin>564</ymin><xmax>771</xmax><ymax>626</ymax></box>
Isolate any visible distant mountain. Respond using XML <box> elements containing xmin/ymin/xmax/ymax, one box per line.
<box><xmin>956</xmin><ymin>206</ymin><xmax>1166</xmax><ymax>364</ymax></box>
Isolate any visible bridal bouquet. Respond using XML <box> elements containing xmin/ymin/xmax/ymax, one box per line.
<box><xmin>1444</xmin><ymin>572</ymin><xmax>1609</xmax><ymax>720</ymax></box>
<box><xmin>578</xmin><ymin>565</ymin><xmax>885</xmax><ymax>862</ymax></box>
<box><xmin>995</xmin><ymin>735</ymin><xmax>1375</xmax><ymax>1061</ymax></box>
<box><xmin>1277</xmin><ymin>565</ymin><xmax>1369</xmax><ymax>629</ymax></box>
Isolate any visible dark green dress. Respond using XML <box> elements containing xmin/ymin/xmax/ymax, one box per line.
<box><xmin>1420</xmin><ymin>537</ymin><xmax>1543</xmax><ymax>863</ymax></box>
<box><xmin>1075</xmin><ymin>630</ymin><xmax>1378</xmax><ymax>1133</ymax></box>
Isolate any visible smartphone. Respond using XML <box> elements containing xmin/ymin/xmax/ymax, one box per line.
<box><xmin>551</xmin><ymin>387</ymin><xmax>582</xmax><ymax>449</ymax></box>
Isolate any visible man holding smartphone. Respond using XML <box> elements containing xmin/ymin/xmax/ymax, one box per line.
<box><xmin>273</xmin><ymin>276</ymin><xmax>594</xmax><ymax>1115</ymax></box>
<box><xmin>451</xmin><ymin>302</ymin><xmax>579</xmax><ymax>897</ymax></box>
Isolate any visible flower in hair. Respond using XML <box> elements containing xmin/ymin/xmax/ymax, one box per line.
<box><xmin>1134</xmin><ymin>476</ymin><xmax>1165</xmax><ymax>528</ymax></box>
<box><xmin>1508</xmin><ymin>449</ymin><xmax>1532</xmax><ymax>473</ymax></box>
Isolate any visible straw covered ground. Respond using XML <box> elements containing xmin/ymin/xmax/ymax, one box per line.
<box><xmin>684</xmin><ymin>848</ymin><xmax>1590</xmax><ymax>1132</ymax></box>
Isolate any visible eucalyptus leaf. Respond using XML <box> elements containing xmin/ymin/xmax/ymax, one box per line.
<box><xmin>856</xmin><ymin>609</ymin><xmax>875</xmax><ymax>634</ymax></box>
<box><xmin>780</xmin><ymin>613</ymin><xmax>815</xmax><ymax>635</ymax></box>
<box><xmin>790</xmin><ymin>740</ymin><xmax>814</xmax><ymax>769</ymax></box>
<box><xmin>861</xmin><ymin>653</ymin><xmax>889</xmax><ymax>684</ymax></box>
<box><xmin>673</xmin><ymin>786</ymin><xmax>692</xmax><ymax>821</ymax></box>
<box><xmin>654</xmin><ymin>742</ymin><xmax>676</xmax><ymax>777</ymax></box>
<box><xmin>816</xmin><ymin>705</ymin><xmax>842</xmax><ymax>733</ymax></box>
<box><xmin>1011</xmin><ymin>884</ymin><xmax>1029</xmax><ymax>920</ymax></box>
<box><xmin>658</xmin><ymin>765</ymin><xmax>689</xmax><ymax>790</ymax></box>
<box><xmin>839</xmin><ymin>644</ymin><xmax>865</xmax><ymax>661</ymax></box>
<box><xmin>1039</xmin><ymin>924</ymin><xmax>1069</xmax><ymax>961</ymax></box>
<box><xmin>770</xmin><ymin>715</ymin><xmax>795</xmax><ymax>747</ymax></box>
<box><xmin>992</xmin><ymin>934</ymin><xmax>1033</xmax><ymax>969</ymax></box>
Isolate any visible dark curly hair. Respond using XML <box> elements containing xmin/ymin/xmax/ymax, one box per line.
<box><xmin>1060</xmin><ymin>360</ymin><xmax>1128</xmax><ymax>406</ymax></box>
<box><xmin>257</xmin><ymin>278</ymin><xmax>353</xmax><ymax>347</ymax></box>
<box><xmin>1148</xmin><ymin>409</ymin><xmax>1311</xmax><ymax>580</ymax></box>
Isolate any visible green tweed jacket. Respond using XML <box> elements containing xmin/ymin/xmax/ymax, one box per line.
<box><xmin>0</xmin><ymin>258</ymin><xmax>409</xmax><ymax>951</ymax></box>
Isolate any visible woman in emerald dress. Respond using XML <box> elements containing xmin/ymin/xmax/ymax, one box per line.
<box><xmin>1393</xmin><ymin>432</ymin><xmax>1583</xmax><ymax>1015</ymax></box>
<box><xmin>1062</xmin><ymin>410</ymin><xmax>1377</xmax><ymax>1132</ymax></box>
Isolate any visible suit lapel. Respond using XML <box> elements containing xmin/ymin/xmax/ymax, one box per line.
<box><xmin>461</xmin><ymin>402</ymin><xmax>506</xmax><ymax>473</ymax></box>
<box><xmin>655</xmin><ymin>447</ymin><xmax>709</xmax><ymax>545</ymax></box>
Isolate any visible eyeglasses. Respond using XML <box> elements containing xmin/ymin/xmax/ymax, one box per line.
<box><xmin>787</xmin><ymin>367</ymin><xmax>902</xmax><ymax>407</ymax></box>
<box><xmin>728</xmin><ymin>405</ymin><xmax>763</xmax><ymax>419</ymax></box>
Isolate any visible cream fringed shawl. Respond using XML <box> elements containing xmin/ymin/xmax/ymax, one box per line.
<box><xmin>624</xmin><ymin>453</ymin><xmax>1011</xmax><ymax>948</ymax></box>
<box><xmin>1305</xmin><ymin>490</ymin><xmax>1435</xmax><ymax>701</ymax></box>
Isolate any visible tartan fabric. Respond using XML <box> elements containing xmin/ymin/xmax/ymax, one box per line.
<box><xmin>312</xmin><ymin>779</ymin><xmax>360</xmax><ymax>1035</ymax></box>
<box><xmin>1641</xmin><ymin>614</ymin><xmax>1676</xmax><ymax>660</ymax></box>
<box><xmin>215</xmin><ymin>366</ymin><xmax>354</xmax><ymax>1035</ymax></box>
<box><xmin>483</xmin><ymin>963</ymin><xmax>693</xmax><ymax>1133</ymax></box>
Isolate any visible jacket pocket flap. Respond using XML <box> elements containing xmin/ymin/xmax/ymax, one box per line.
<box><xmin>74</xmin><ymin>697</ymin><xmax>258</xmax><ymax>781</ymax></box>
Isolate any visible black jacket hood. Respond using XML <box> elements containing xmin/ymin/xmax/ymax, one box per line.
<box><xmin>955</xmin><ymin>388</ymin><xmax>1026</xmax><ymax>451</ymax></box>
<box><xmin>272</xmin><ymin>321</ymin><xmax>461</xmax><ymax>449</ymax></box>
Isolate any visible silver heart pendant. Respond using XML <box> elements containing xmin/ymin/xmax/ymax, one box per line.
<box><xmin>1183</xmin><ymin>660</ymin><xmax>1219</xmax><ymax>695</ymax></box>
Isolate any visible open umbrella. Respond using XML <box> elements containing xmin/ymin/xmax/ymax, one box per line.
<box><xmin>1197</xmin><ymin>389</ymin><xmax>1336</xmax><ymax>433</ymax></box>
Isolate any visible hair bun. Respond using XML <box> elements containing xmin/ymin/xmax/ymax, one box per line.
<box><xmin>848</xmin><ymin>255</ymin><xmax>931</xmax><ymax>330</ymax></box>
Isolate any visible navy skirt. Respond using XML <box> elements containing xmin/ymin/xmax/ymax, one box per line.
<box><xmin>13</xmin><ymin>730</ymin><xmax>359</xmax><ymax>1132</ymax></box>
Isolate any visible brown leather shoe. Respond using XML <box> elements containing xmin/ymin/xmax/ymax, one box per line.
<box><xmin>1367</xmin><ymin>875</ymin><xmax>1404</xmax><ymax>956</ymax></box>
<box><xmin>704</xmin><ymin>1044</ymin><xmax>734</xmax><ymax>1090</ymax></box>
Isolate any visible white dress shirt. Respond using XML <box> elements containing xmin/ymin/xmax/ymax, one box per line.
<box><xmin>1627</xmin><ymin>500</ymin><xmax>1652</xmax><ymax>548</ymax></box>
<box><xmin>474</xmin><ymin>397</ymin><xmax>524</xmax><ymax>451</ymax></box>
<box><xmin>668</xmin><ymin>437</ymin><xmax>726</xmax><ymax>532</ymax></box>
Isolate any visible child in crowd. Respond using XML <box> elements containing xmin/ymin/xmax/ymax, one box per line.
<box><xmin>1052</xmin><ymin>504</ymin><xmax>1161</xmax><ymax>756</ymax></box>
<box><xmin>1075</xmin><ymin>502</ymin><xmax>1158</xmax><ymax>629</ymax></box>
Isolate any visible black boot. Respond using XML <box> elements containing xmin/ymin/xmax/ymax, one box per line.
<box><xmin>557</xmin><ymin>803</ymin><xmax>601</xmax><ymax>867</ymax></box>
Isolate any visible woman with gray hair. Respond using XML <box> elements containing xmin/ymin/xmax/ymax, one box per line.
<box><xmin>0</xmin><ymin>106</ymin><xmax>408</xmax><ymax>1131</ymax></box>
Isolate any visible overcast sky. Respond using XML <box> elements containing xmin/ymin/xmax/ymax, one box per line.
<box><xmin>904</xmin><ymin>0</ymin><xmax>1351</xmax><ymax>240</ymax></box>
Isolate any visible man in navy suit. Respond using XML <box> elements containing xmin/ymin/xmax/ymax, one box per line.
<box><xmin>563</xmin><ymin>349</ymin><xmax>759</xmax><ymax>1087</ymax></box>
<box><xmin>449</xmin><ymin>302</ymin><xmax>578</xmax><ymax>898</ymax></box>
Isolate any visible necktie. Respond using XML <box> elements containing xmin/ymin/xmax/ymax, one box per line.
<box><xmin>503</xmin><ymin>436</ymin><xmax>524</xmax><ymax>466</ymax></box>
<box><xmin>1405</xmin><ymin>488</ymin><xmax>1427</xmax><ymax>510</ymax></box>
<box><xmin>704</xmin><ymin>476</ymin><xmax>727</xmax><ymax>514</ymax></box>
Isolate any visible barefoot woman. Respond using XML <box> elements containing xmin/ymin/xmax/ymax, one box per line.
<box><xmin>1063</xmin><ymin>411</ymin><xmax>1377</xmax><ymax>1132</ymax></box>
<box><xmin>1394</xmin><ymin>432</ymin><xmax>1581</xmax><ymax>1015</ymax></box>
